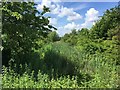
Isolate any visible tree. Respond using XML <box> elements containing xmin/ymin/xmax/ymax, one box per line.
<box><xmin>2</xmin><ymin>2</ymin><xmax>56</xmax><ymax>65</ymax></box>
<box><xmin>90</xmin><ymin>6</ymin><xmax>120</xmax><ymax>39</ymax></box>
<box><xmin>89</xmin><ymin>5</ymin><xmax>120</xmax><ymax>64</ymax></box>
<box><xmin>47</xmin><ymin>31</ymin><xmax>60</xmax><ymax>42</ymax></box>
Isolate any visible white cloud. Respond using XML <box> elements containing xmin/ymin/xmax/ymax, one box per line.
<box><xmin>64</xmin><ymin>22</ymin><xmax>81</xmax><ymax>30</ymax></box>
<box><xmin>67</xmin><ymin>12</ymin><xmax>82</xmax><ymax>21</ymax></box>
<box><xmin>36</xmin><ymin>0</ymin><xmax>82</xmax><ymax>21</ymax></box>
<box><xmin>57</xmin><ymin>22</ymin><xmax>81</xmax><ymax>36</ymax></box>
<box><xmin>57</xmin><ymin>8</ymin><xmax>99</xmax><ymax>36</ymax></box>
<box><xmin>85</xmin><ymin>8</ymin><xmax>99</xmax><ymax>22</ymax></box>
<box><xmin>36</xmin><ymin>4</ymin><xmax>42</xmax><ymax>10</ymax></box>
<box><xmin>51</xmin><ymin>4</ymin><xmax>61</xmax><ymax>14</ymax></box>
<box><xmin>57</xmin><ymin>6</ymin><xmax>82</xmax><ymax>21</ymax></box>
<box><xmin>48</xmin><ymin>18</ymin><xmax>57</xmax><ymax>25</ymax></box>
<box><xmin>81</xmin><ymin>8</ymin><xmax>99</xmax><ymax>28</ymax></box>
<box><xmin>36</xmin><ymin>0</ymin><xmax>56</xmax><ymax>11</ymax></box>
<box><xmin>58</xmin><ymin>7</ymin><xmax>74</xmax><ymax>17</ymax></box>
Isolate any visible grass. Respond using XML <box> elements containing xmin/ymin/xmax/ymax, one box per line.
<box><xmin>2</xmin><ymin>42</ymin><xmax>119</xmax><ymax>88</ymax></box>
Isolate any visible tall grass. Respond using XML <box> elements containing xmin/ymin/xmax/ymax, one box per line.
<box><xmin>2</xmin><ymin>42</ymin><xmax>119</xmax><ymax>88</ymax></box>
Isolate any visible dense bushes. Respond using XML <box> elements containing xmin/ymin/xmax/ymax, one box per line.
<box><xmin>1</xmin><ymin>2</ymin><xmax>120</xmax><ymax>89</ymax></box>
<box><xmin>2</xmin><ymin>42</ymin><xmax>119</xmax><ymax>88</ymax></box>
<box><xmin>2</xmin><ymin>66</ymin><xmax>79</xmax><ymax>88</ymax></box>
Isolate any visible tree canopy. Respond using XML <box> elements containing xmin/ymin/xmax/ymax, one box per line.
<box><xmin>2</xmin><ymin>2</ymin><xmax>56</xmax><ymax>65</ymax></box>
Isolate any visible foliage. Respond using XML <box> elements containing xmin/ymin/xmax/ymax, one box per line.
<box><xmin>2</xmin><ymin>66</ymin><xmax>79</xmax><ymax>88</ymax></box>
<box><xmin>2</xmin><ymin>2</ymin><xmax>120</xmax><ymax>89</ymax></box>
<box><xmin>2</xmin><ymin>2</ymin><xmax>56</xmax><ymax>65</ymax></box>
<box><xmin>2</xmin><ymin>51</ymin><xmax>119</xmax><ymax>88</ymax></box>
<box><xmin>47</xmin><ymin>31</ymin><xmax>60</xmax><ymax>42</ymax></box>
<box><xmin>90</xmin><ymin>6</ymin><xmax>120</xmax><ymax>39</ymax></box>
<box><xmin>2</xmin><ymin>40</ymin><xmax>119</xmax><ymax>88</ymax></box>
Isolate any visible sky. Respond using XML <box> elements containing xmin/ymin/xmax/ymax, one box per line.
<box><xmin>35</xmin><ymin>0</ymin><xmax>118</xmax><ymax>36</ymax></box>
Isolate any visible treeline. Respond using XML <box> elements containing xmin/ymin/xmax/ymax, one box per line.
<box><xmin>61</xmin><ymin>6</ymin><xmax>120</xmax><ymax>64</ymax></box>
<box><xmin>1</xmin><ymin>2</ymin><xmax>120</xmax><ymax>88</ymax></box>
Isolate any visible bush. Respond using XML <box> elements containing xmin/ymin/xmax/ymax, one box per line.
<box><xmin>2</xmin><ymin>66</ymin><xmax>80</xmax><ymax>88</ymax></box>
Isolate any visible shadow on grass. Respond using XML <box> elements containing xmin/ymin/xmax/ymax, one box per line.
<box><xmin>43</xmin><ymin>50</ymin><xmax>76</xmax><ymax>78</ymax></box>
<box><xmin>2</xmin><ymin>48</ymin><xmax>92</xmax><ymax>84</ymax></box>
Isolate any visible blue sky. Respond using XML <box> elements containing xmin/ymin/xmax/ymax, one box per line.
<box><xmin>35</xmin><ymin>0</ymin><xmax>118</xmax><ymax>36</ymax></box>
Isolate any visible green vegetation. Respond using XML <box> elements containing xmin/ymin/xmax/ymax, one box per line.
<box><xmin>1</xmin><ymin>2</ymin><xmax>120</xmax><ymax>88</ymax></box>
